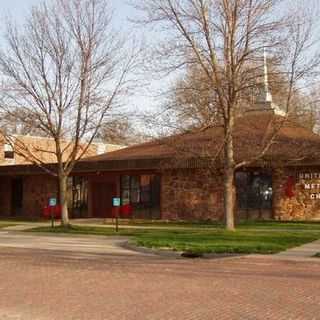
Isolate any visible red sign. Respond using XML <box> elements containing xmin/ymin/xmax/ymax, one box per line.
<box><xmin>284</xmin><ymin>176</ymin><xmax>295</xmax><ymax>198</ymax></box>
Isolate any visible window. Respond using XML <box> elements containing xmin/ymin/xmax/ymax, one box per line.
<box><xmin>236</xmin><ymin>171</ymin><xmax>272</xmax><ymax>210</ymax></box>
<box><xmin>67</xmin><ymin>176</ymin><xmax>88</xmax><ymax>217</ymax></box>
<box><xmin>121</xmin><ymin>175</ymin><xmax>143</xmax><ymax>205</ymax></box>
<box><xmin>120</xmin><ymin>175</ymin><xmax>160</xmax><ymax>207</ymax></box>
<box><xmin>121</xmin><ymin>175</ymin><xmax>130</xmax><ymax>205</ymax></box>
<box><xmin>140</xmin><ymin>175</ymin><xmax>152</xmax><ymax>203</ymax></box>
<box><xmin>130</xmin><ymin>176</ymin><xmax>140</xmax><ymax>204</ymax></box>
<box><xmin>4</xmin><ymin>143</ymin><xmax>14</xmax><ymax>159</ymax></box>
<box><xmin>120</xmin><ymin>175</ymin><xmax>161</xmax><ymax>219</ymax></box>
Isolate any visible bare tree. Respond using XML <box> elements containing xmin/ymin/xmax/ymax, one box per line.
<box><xmin>98</xmin><ymin>116</ymin><xmax>150</xmax><ymax>145</ymax></box>
<box><xmin>0</xmin><ymin>0</ymin><xmax>138</xmax><ymax>226</ymax></box>
<box><xmin>133</xmin><ymin>0</ymin><xmax>320</xmax><ymax>230</ymax></box>
<box><xmin>0</xmin><ymin>108</ymin><xmax>47</xmax><ymax>136</ymax></box>
<box><xmin>167</xmin><ymin>59</ymin><xmax>318</xmax><ymax>132</ymax></box>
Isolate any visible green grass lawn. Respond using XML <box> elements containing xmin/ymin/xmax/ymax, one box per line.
<box><xmin>0</xmin><ymin>221</ymin><xmax>17</xmax><ymax>229</ymax></box>
<box><xmin>28</xmin><ymin>221</ymin><xmax>320</xmax><ymax>255</ymax></box>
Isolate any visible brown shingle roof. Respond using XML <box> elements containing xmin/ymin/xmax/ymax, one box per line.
<box><xmin>82</xmin><ymin>111</ymin><xmax>320</xmax><ymax>166</ymax></box>
<box><xmin>0</xmin><ymin>111</ymin><xmax>319</xmax><ymax>175</ymax></box>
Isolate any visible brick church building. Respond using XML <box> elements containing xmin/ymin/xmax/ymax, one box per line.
<box><xmin>0</xmin><ymin>61</ymin><xmax>320</xmax><ymax>221</ymax></box>
<box><xmin>0</xmin><ymin>107</ymin><xmax>320</xmax><ymax>221</ymax></box>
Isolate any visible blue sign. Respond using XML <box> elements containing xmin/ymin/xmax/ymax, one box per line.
<box><xmin>49</xmin><ymin>198</ymin><xmax>57</xmax><ymax>207</ymax></box>
<box><xmin>112</xmin><ymin>198</ymin><xmax>121</xmax><ymax>207</ymax></box>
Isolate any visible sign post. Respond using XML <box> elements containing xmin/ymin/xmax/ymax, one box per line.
<box><xmin>48</xmin><ymin>197</ymin><xmax>57</xmax><ymax>228</ymax></box>
<box><xmin>112</xmin><ymin>197</ymin><xmax>121</xmax><ymax>232</ymax></box>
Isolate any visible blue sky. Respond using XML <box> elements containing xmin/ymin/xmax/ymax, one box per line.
<box><xmin>0</xmin><ymin>0</ymin><xmax>129</xmax><ymax>15</ymax></box>
<box><xmin>0</xmin><ymin>0</ymin><xmax>134</xmax><ymax>29</ymax></box>
<box><xmin>0</xmin><ymin>0</ymin><xmax>160</xmax><ymax>128</ymax></box>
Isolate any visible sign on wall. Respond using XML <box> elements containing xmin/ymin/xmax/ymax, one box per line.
<box><xmin>297</xmin><ymin>172</ymin><xmax>320</xmax><ymax>200</ymax></box>
<box><xmin>49</xmin><ymin>197</ymin><xmax>57</xmax><ymax>207</ymax></box>
<box><xmin>112</xmin><ymin>198</ymin><xmax>121</xmax><ymax>207</ymax></box>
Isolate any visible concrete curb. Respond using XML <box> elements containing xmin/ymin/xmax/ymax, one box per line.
<box><xmin>1</xmin><ymin>223</ymin><xmax>48</xmax><ymax>231</ymax></box>
<box><xmin>1</xmin><ymin>229</ymin><xmax>128</xmax><ymax>241</ymax></box>
<box><xmin>121</xmin><ymin>241</ymin><xmax>183</xmax><ymax>258</ymax></box>
<box><xmin>121</xmin><ymin>241</ymin><xmax>246</xmax><ymax>260</ymax></box>
<box><xmin>249</xmin><ymin>253</ymin><xmax>320</xmax><ymax>263</ymax></box>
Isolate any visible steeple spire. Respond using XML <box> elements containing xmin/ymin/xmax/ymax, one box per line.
<box><xmin>263</xmin><ymin>49</ymin><xmax>273</xmax><ymax>103</ymax></box>
<box><xmin>248</xmin><ymin>49</ymin><xmax>286</xmax><ymax>116</ymax></box>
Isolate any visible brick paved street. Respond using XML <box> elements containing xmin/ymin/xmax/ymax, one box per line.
<box><xmin>0</xmin><ymin>237</ymin><xmax>320</xmax><ymax>320</ymax></box>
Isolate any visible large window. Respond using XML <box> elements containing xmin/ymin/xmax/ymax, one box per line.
<box><xmin>67</xmin><ymin>176</ymin><xmax>88</xmax><ymax>217</ymax></box>
<box><xmin>120</xmin><ymin>175</ymin><xmax>161</xmax><ymax>218</ymax></box>
<box><xmin>236</xmin><ymin>171</ymin><xmax>272</xmax><ymax>210</ymax></box>
<box><xmin>121</xmin><ymin>175</ymin><xmax>158</xmax><ymax>205</ymax></box>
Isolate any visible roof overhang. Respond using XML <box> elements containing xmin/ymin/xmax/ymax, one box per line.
<box><xmin>0</xmin><ymin>156</ymin><xmax>320</xmax><ymax>177</ymax></box>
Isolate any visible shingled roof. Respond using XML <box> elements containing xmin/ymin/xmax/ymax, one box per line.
<box><xmin>0</xmin><ymin>111</ymin><xmax>319</xmax><ymax>175</ymax></box>
<box><xmin>81</xmin><ymin>111</ymin><xmax>320</xmax><ymax>167</ymax></box>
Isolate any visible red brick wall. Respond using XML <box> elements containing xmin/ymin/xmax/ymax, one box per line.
<box><xmin>161</xmin><ymin>169</ymin><xmax>224</xmax><ymax>221</ymax></box>
<box><xmin>22</xmin><ymin>175</ymin><xmax>58</xmax><ymax>218</ymax></box>
<box><xmin>0</xmin><ymin>175</ymin><xmax>58</xmax><ymax>218</ymax></box>
<box><xmin>2</xmin><ymin>166</ymin><xmax>320</xmax><ymax>221</ymax></box>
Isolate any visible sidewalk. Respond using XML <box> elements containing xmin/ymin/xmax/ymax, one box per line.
<box><xmin>0</xmin><ymin>231</ymin><xmax>144</xmax><ymax>257</ymax></box>
<box><xmin>272</xmin><ymin>239</ymin><xmax>320</xmax><ymax>261</ymax></box>
<box><xmin>71</xmin><ymin>218</ymin><xmax>216</xmax><ymax>230</ymax></box>
<box><xmin>2</xmin><ymin>220</ymin><xmax>320</xmax><ymax>262</ymax></box>
<box><xmin>2</xmin><ymin>223</ymin><xmax>48</xmax><ymax>231</ymax></box>
<box><xmin>1</xmin><ymin>219</ymin><xmax>198</xmax><ymax>232</ymax></box>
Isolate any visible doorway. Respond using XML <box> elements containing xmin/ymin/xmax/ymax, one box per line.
<box><xmin>11</xmin><ymin>178</ymin><xmax>23</xmax><ymax>216</ymax></box>
<box><xmin>235</xmin><ymin>171</ymin><xmax>273</xmax><ymax>220</ymax></box>
<box><xmin>91</xmin><ymin>182</ymin><xmax>115</xmax><ymax>218</ymax></box>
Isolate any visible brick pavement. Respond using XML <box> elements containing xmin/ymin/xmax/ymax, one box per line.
<box><xmin>0</xmin><ymin>246</ymin><xmax>319</xmax><ymax>320</ymax></box>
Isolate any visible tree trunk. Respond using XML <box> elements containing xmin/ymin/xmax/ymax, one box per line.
<box><xmin>224</xmin><ymin>114</ymin><xmax>236</xmax><ymax>231</ymax></box>
<box><xmin>224</xmin><ymin>165</ymin><xmax>235</xmax><ymax>231</ymax></box>
<box><xmin>59</xmin><ymin>174</ymin><xmax>69</xmax><ymax>226</ymax></box>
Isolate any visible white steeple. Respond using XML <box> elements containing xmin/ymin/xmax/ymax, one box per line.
<box><xmin>258</xmin><ymin>49</ymin><xmax>273</xmax><ymax>104</ymax></box>
<box><xmin>263</xmin><ymin>49</ymin><xmax>273</xmax><ymax>103</ymax></box>
<box><xmin>248</xmin><ymin>49</ymin><xmax>286</xmax><ymax>117</ymax></box>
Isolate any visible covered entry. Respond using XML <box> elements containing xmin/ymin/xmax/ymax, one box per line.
<box><xmin>91</xmin><ymin>181</ymin><xmax>116</xmax><ymax>218</ymax></box>
<box><xmin>81</xmin><ymin>172</ymin><xmax>161</xmax><ymax>219</ymax></box>
<box><xmin>11</xmin><ymin>177</ymin><xmax>23</xmax><ymax>216</ymax></box>
<box><xmin>236</xmin><ymin>170</ymin><xmax>273</xmax><ymax>220</ymax></box>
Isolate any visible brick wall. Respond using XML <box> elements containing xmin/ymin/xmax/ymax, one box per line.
<box><xmin>2</xmin><ymin>166</ymin><xmax>320</xmax><ymax>221</ymax></box>
<box><xmin>161</xmin><ymin>168</ymin><xmax>224</xmax><ymax>221</ymax></box>
<box><xmin>0</xmin><ymin>175</ymin><xmax>60</xmax><ymax>219</ymax></box>
<box><xmin>22</xmin><ymin>175</ymin><xmax>58</xmax><ymax>218</ymax></box>
<box><xmin>161</xmin><ymin>166</ymin><xmax>320</xmax><ymax>222</ymax></box>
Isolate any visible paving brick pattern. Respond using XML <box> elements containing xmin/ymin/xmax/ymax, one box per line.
<box><xmin>0</xmin><ymin>247</ymin><xmax>320</xmax><ymax>320</ymax></box>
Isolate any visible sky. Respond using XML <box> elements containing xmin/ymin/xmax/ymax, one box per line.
<box><xmin>0</xmin><ymin>1</ymin><xmax>138</xmax><ymax>41</ymax></box>
<box><xmin>0</xmin><ymin>0</ymin><xmax>147</xmax><ymax>46</ymax></box>
<box><xmin>0</xmin><ymin>0</ymin><xmax>131</xmax><ymax>21</ymax></box>
<box><xmin>0</xmin><ymin>0</ymin><xmax>161</xmax><ymax>133</ymax></box>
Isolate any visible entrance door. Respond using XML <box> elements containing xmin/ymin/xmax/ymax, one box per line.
<box><xmin>11</xmin><ymin>178</ymin><xmax>23</xmax><ymax>216</ymax></box>
<box><xmin>91</xmin><ymin>182</ymin><xmax>115</xmax><ymax>218</ymax></box>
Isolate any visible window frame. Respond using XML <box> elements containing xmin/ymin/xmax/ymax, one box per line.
<box><xmin>4</xmin><ymin>143</ymin><xmax>14</xmax><ymax>159</ymax></box>
<box><xmin>120</xmin><ymin>175</ymin><xmax>158</xmax><ymax>207</ymax></box>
